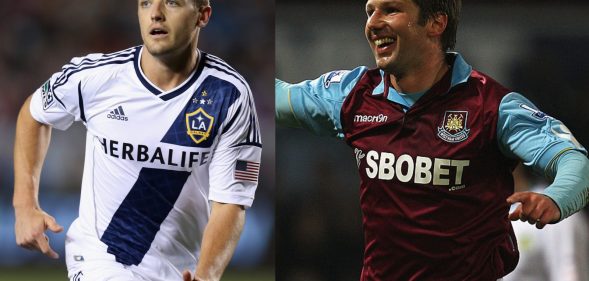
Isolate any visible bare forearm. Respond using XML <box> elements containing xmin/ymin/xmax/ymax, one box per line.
<box><xmin>13</xmin><ymin>95</ymin><xmax>51</xmax><ymax>209</ymax></box>
<box><xmin>195</xmin><ymin>202</ymin><xmax>245</xmax><ymax>281</ymax></box>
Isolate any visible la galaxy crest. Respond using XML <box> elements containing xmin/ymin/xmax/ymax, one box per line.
<box><xmin>437</xmin><ymin>111</ymin><xmax>470</xmax><ymax>143</ymax></box>
<box><xmin>186</xmin><ymin>108</ymin><xmax>214</xmax><ymax>144</ymax></box>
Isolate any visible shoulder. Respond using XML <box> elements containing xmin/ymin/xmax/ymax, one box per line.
<box><xmin>201</xmin><ymin>52</ymin><xmax>250</xmax><ymax>93</ymax></box>
<box><xmin>468</xmin><ymin>69</ymin><xmax>512</xmax><ymax>99</ymax></box>
<box><xmin>301</xmin><ymin>66</ymin><xmax>373</xmax><ymax>99</ymax></box>
<box><xmin>323</xmin><ymin>66</ymin><xmax>373</xmax><ymax>88</ymax></box>
<box><xmin>53</xmin><ymin>46</ymin><xmax>138</xmax><ymax>89</ymax></box>
<box><xmin>64</xmin><ymin>46</ymin><xmax>137</xmax><ymax>73</ymax></box>
<box><xmin>347</xmin><ymin>67</ymin><xmax>382</xmax><ymax>90</ymax></box>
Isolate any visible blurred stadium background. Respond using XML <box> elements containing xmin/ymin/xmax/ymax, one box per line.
<box><xmin>277</xmin><ymin>1</ymin><xmax>589</xmax><ymax>281</ymax></box>
<box><xmin>0</xmin><ymin>0</ymin><xmax>274</xmax><ymax>280</ymax></box>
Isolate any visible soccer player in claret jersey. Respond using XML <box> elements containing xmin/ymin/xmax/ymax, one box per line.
<box><xmin>276</xmin><ymin>0</ymin><xmax>589</xmax><ymax>280</ymax></box>
<box><xmin>13</xmin><ymin>1</ymin><xmax>262</xmax><ymax>280</ymax></box>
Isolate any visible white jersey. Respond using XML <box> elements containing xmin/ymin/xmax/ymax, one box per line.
<box><xmin>30</xmin><ymin>46</ymin><xmax>262</xmax><ymax>280</ymax></box>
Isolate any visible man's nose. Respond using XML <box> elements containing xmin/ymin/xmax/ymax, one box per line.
<box><xmin>366</xmin><ymin>11</ymin><xmax>386</xmax><ymax>33</ymax></box>
<box><xmin>150</xmin><ymin>1</ymin><xmax>165</xmax><ymax>21</ymax></box>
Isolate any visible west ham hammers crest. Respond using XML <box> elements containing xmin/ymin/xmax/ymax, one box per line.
<box><xmin>437</xmin><ymin>111</ymin><xmax>470</xmax><ymax>143</ymax></box>
<box><xmin>186</xmin><ymin>108</ymin><xmax>214</xmax><ymax>144</ymax></box>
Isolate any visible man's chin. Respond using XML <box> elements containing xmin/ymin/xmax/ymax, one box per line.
<box><xmin>375</xmin><ymin>59</ymin><xmax>392</xmax><ymax>71</ymax></box>
<box><xmin>144</xmin><ymin>43</ymin><xmax>173</xmax><ymax>57</ymax></box>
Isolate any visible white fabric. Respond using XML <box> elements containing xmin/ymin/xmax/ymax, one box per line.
<box><xmin>504</xmin><ymin>210</ymin><xmax>589</xmax><ymax>281</ymax></box>
<box><xmin>30</xmin><ymin>46</ymin><xmax>261</xmax><ymax>280</ymax></box>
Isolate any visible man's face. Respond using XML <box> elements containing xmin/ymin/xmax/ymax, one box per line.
<box><xmin>138</xmin><ymin>0</ymin><xmax>207</xmax><ymax>57</ymax></box>
<box><xmin>365</xmin><ymin>0</ymin><xmax>432</xmax><ymax>75</ymax></box>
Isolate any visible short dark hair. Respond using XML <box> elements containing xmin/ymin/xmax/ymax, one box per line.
<box><xmin>413</xmin><ymin>0</ymin><xmax>461</xmax><ymax>51</ymax></box>
<box><xmin>194</xmin><ymin>0</ymin><xmax>210</xmax><ymax>7</ymax></box>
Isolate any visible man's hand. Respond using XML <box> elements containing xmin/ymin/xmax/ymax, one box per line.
<box><xmin>507</xmin><ymin>191</ymin><xmax>561</xmax><ymax>229</ymax></box>
<box><xmin>14</xmin><ymin>207</ymin><xmax>63</xmax><ymax>259</ymax></box>
<box><xmin>183</xmin><ymin>270</ymin><xmax>208</xmax><ymax>281</ymax></box>
<box><xmin>183</xmin><ymin>270</ymin><xmax>193</xmax><ymax>281</ymax></box>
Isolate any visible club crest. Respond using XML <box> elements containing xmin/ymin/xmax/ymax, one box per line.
<box><xmin>186</xmin><ymin>108</ymin><xmax>214</xmax><ymax>144</ymax></box>
<box><xmin>437</xmin><ymin>111</ymin><xmax>470</xmax><ymax>143</ymax></box>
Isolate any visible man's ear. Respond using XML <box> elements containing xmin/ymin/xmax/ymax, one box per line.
<box><xmin>427</xmin><ymin>12</ymin><xmax>448</xmax><ymax>38</ymax></box>
<box><xmin>196</xmin><ymin>6</ymin><xmax>211</xmax><ymax>28</ymax></box>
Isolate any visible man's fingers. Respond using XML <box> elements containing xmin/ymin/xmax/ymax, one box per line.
<box><xmin>508</xmin><ymin>205</ymin><xmax>522</xmax><ymax>221</ymax></box>
<box><xmin>36</xmin><ymin>235</ymin><xmax>59</xmax><ymax>259</ymax></box>
<box><xmin>515</xmin><ymin>202</ymin><xmax>535</xmax><ymax>222</ymax></box>
<box><xmin>20</xmin><ymin>243</ymin><xmax>36</xmax><ymax>251</ymax></box>
<box><xmin>507</xmin><ymin>192</ymin><xmax>533</xmax><ymax>221</ymax></box>
<box><xmin>45</xmin><ymin>216</ymin><xmax>64</xmax><ymax>233</ymax></box>
<box><xmin>526</xmin><ymin>206</ymin><xmax>545</xmax><ymax>225</ymax></box>
<box><xmin>15</xmin><ymin>208</ymin><xmax>64</xmax><ymax>259</ymax></box>
<box><xmin>36</xmin><ymin>235</ymin><xmax>50</xmax><ymax>254</ymax></box>
<box><xmin>508</xmin><ymin>192</ymin><xmax>560</xmax><ymax>229</ymax></box>
<box><xmin>506</xmin><ymin>191</ymin><xmax>529</xmax><ymax>204</ymax></box>
<box><xmin>182</xmin><ymin>270</ymin><xmax>193</xmax><ymax>281</ymax></box>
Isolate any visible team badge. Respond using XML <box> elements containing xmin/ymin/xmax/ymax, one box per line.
<box><xmin>437</xmin><ymin>111</ymin><xmax>470</xmax><ymax>143</ymax></box>
<box><xmin>41</xmin><ymin>79</ymin><xmax>55</xmax><ymax>110</ymax></box>
<box><xmin>186</xmin><ymin>108</ymin><xmax>214</xmax><ymax>144</ymax></box>
<box><xmin>324</xmin><ymin>70</ymin><xmax>347</xmax><ymax>88</ymax></box>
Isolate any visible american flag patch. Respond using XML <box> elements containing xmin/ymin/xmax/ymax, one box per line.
<box><xmin>234</xmin><ymin>160</ymin><xmax>260</xmax><ymax>182</ymax></box>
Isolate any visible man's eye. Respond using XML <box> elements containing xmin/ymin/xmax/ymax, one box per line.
<box><xmin>384</xmin><ymin>8</ymin><xmax>400</xmax><ymax>14</ymax></box>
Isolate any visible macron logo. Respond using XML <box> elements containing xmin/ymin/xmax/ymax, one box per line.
<box><xmin>107</xmin><ymin>105</ymin><xmax>128</xmax><ymax>121</ymax></box>
<box><xmin>354</xmin><ymin>114</ymin><xmax>388</xmax><ymax>123</ymax></box>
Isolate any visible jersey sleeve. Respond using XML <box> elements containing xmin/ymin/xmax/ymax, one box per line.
<box><xmin>497</xmin><ymin>92</ymin><xmax>586</xmax><ymax>174</ymax></box>
<box><xmin>29</xmin><ymin>54</ymin><xmax>103</xmax><ymax>130</ymax></box>
<box><xmin>498</xmin><ymin>92</ymin><xmax>589</xmax><ymax>219</ymax></box>
<box><xmin>208</xmin><ymin>81</ymin><xmax>262</xmax><ymax>208</ymax></box>
<box><xmin>275</xmin><ymin>67</ymin><xmax>368</xmax><ymax>138</ymax></box>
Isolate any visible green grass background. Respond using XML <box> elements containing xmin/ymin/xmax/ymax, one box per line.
<box><xmin>0</xmin><ymin>267</ymin><xmax>274</xmax><ymax>281</ymax></box>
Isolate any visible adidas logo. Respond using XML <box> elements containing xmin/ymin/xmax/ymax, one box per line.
<box><xmin>107</xmin><ymin>105</ymin><xmax>128</xmax><ymax>121</ymax></box>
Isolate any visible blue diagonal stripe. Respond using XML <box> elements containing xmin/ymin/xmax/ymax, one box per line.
<box><xmin>100</xmin><ymin>168</ymin><xmax>191</xmax><ymax>266</ymax></box>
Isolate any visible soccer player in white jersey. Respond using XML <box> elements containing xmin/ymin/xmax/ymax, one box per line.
<box><xmin>13</xmin><ymin>0</ymin><xmax>262</xmax><ymax>280</ymax></box>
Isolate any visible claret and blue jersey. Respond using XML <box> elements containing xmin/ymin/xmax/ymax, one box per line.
<box><xmin>30</xmin><ymin>46</ymin><xmax>262</xmax><ymax>280</ymax></box>
<box><xmin>276</xmin><ymin>53</ymin><xmax>586</xmax><ymax>280</ymax></box>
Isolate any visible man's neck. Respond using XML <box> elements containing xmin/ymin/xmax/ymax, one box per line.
<box><xmin>140</xmin><ymin>46</ymin><xmax>198</xmax><ymax>92</ymax></box>
<box><xmin>389</xmin><ymin>53</ymin><xmax>449</xmax><ymax>94</ymax></box>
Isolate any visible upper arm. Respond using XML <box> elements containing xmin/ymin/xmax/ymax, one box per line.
<box><xmin>275</xmin><ymin>67</ymin><xmax>368</xmax><ymax>138</ymax></box>
<box><xmin>19</xmin><ymin>95</ymin><xmax>46</xmax><ymax>127</ymax></box>
<box><xmin>29</xmin><ymin>54</ymin><xmax>105</xmax><ymax>130</ymax></box>
<box><xmin>209</xmin><ymin>81</ymin><xmax>262</xmax><ymax>208</ymax></box>
<box><xmin>497</xmin><ymin>92</ymin><xmax>586</xmax><ymax>177</ymax></box>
